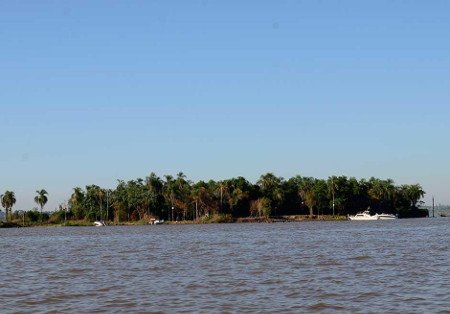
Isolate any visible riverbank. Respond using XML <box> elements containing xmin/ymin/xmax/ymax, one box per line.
<box><xmin>1</xmin><ymin>215</ymin><xmax>349</xmax><ymax>228</ymax></box>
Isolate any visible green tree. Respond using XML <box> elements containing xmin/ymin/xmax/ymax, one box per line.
<box><xmin>401</xmin><ymin>184</ymin><xmax>425</xmax><ymax>208</ymax></box>
<box><xmin>85</xmin><ymin>185</ymin><xmax>101</xmax><ymax>220</ymax></box>
<box><xmin>257</xmin><ymin>173</ymin><xmax>284</xmax><ymax>216</ymax></box>
<box><xmin>96</xmin><ymin>187</ymin><xmax>106</xmax><ymax>221</ymax></box>
<box><xmin>127</xmin><ymin>179</ymin><xmax>148</xmax><ymax>221</ymax></box>
<box><xmin>327</xmin><ymin>176</ymin><xmax>338</xmax><ymax>216</ymax></box>
<box><xmin>347</xmin><ymin>177</ymin><xmax>369</xmax><ymax>214</ymax></box>
<box><xmin>313</xmin><ymin>179</ymin><xmax>329</xmax><ymax>216</ymax></box>
<box><xmin>146</xmin><ymin>172</ymin><xmax>164</xmax><ymax>217</ymax></box>
<box><xmin>368</xmin><ymin>178</ymin><xmax>395</xmax><ymax>212</ymax></box>
<box><xmin>69</xmin><ymin>187</ymin><xmax>86</xmax><ymax>219</ymax></box>
<box><xmin>225</xmin><ymin>177</ymin><xmax>253</xmax><ymax>217</ymax></box>
<box><xmin>250</xmin><ymin>197</ymin><xmax>271</xmax><ymax>217</ymax></box>
<box><xmin>216</xmin><ymin>181</ymin><xmax>229</xmax><ymax>214</ymax></box>
<box><xmin>191</xmin><ymin>181</ymin><xmax>216</xmax><ymax>218</ymax></box>
<box><xmin>174</xmin><ymin>172</ymin><xmax>192</xmax><ymax>220</ymax></box>
<box><xmin>34</xmin><ymin>189</ymin><xmax>48</xmax><ymax>222</ymax></box>
<box><xmin>298</xmin><ymin>177</ymin><xmax>316</xmax><ymax>216</ymax></box>
<box><xmin>111</xmin><ymin>180</ymin><xmax>128</xmax><ymax>223</ymax></box>
<box><xmin>163</xmin><ymin>175</ymin><xmax>176</xmax><ymax>220</ymax></box>
<box><xmin>327</xmin><ymin>176</ymin><xmax>353</xmax><ymax>215</ymax></box>
<box><xmin>1</xmin><ymin>190</ymin><xmax>16</xmax><ymax>222</ymax></box>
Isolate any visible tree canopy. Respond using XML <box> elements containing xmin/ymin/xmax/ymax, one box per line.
<box><xmin>1</xmin><ymin>191</ymin><xmax>16</xmax><ymax>222</ymax></box>
<box><xmin>61</xmin><ymin>173</ymin><xmax>427</xmax><ymax>222</ymax></box>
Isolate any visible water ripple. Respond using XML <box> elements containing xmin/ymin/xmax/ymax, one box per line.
<box><xmin>1</xmin><ymin>219</ymin><xmax>449</xmax><ymax>313</ymax></box>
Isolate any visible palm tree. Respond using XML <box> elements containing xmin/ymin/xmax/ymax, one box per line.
<box><xmin>34</xmin><ymin>189</ymin><xmax>48</xmax><ymax>222</ymax></box>
<box><xmin>297</xmin><ymin>177</ymin><xmax>315</xmax><ymax>216</ymax></box>
<box><xmin>368</xmin><ymin>178</ymin><xmax>395</xmax><ymax>212</ymax></box>
<box><xmin>250</xmin><ymin>197</ymin><xmax>271</xmax><ymax>217</ymax></box>
<box><xmin>96</xmin><ymin>187</ymin><xmax>106</xmax><ymax>221</ymax></box>
<box><xmin>85</xmin><ymin>185</ymin><xmax>107</xmax><ymax>221</ymax></box>
<box><xmin>257</xmin><ymin>173</ymin><xmax>280</xmax><ymax>192</ymax></box>
<box><xmin>163</xmin><ymin>175</ymin><xmax>176</xmax><ymax>220</ymax></box>
<box><xmin>216</xmin><ymin>181</ymin><xmax>226</xmax><ymax>212</ymax></box>
<box><xmin>69</xmin><ymin>187</ymin><xmax>85</xmax><ymax>219</ymax></box>
<box><xmin>112</xmin><ymin>180</ymin><xmax>128</xmax><ymax>223</ymax></box>
<box><xmin>368</xmin><ymin>178</ymin><xmax>385</xmax><ymax>211</ymax></box>
<box><xmin>126</xmin><ymin>178</ymin><xmax>148</xmax><ymax>221</ymax></box>
<box><xmin>225</xmin><ymin>177</ymin><xmax>253</xmax><ymax>216</ymax></box>
<box><xmin>327</xmin><ymin>176</ymin><xmax>338</xmax><ymax>216</ymax></box>
<box><xmin>401</xmin><ymin>184</ymin><xmax>425</xmax><ymax>208</ymax></box>
<box><xmin>175</xmin><ymin>172</ymin><xmax>191</xmax><ymax>220</ymax></box>
<box><xmin>1</xmin><ymin>190</ymin><xmax>16</xmax><ymax>222</ymax></box>
<box><xmin>145</xmin><ymin>172</ymin><xmax>164</xmax><ymax>218</ymax></box>
<box><xmin>191</xmin><ymin>183</ymin><xmax>215</xmax><ymax>219</ymax></box>
<box><xmin>257</xmin><ymin>173</ymin><xmax>284</xmax><ymax>215</ymax></box>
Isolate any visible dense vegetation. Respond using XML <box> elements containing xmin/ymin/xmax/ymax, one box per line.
<box><xmin>1</xmin><ymin>173</ymin><xmax>427</xmax><ymax>225</ymax></box>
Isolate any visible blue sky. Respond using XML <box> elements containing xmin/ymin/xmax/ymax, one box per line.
<box><xmin>1</xmin><ymin>0</ymin><xmax>449</xmax><ymax>211</ymax></box>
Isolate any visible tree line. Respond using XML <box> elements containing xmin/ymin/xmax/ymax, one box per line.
<box><xmin>1</xmin><ymin>173</ymin><xmax>427</xmax><ymax>224</ymax></box>
<box><xmin>1</xmin><ymin>189</ymin><xmax>48</xmax><ymax>223</ymax></box>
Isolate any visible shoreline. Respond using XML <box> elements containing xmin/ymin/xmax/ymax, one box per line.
<box><xmin>1</xmin><ymin>215</ymin><xmax>349</xmax><ymax>228</ymax></box>
<box><xmin>2</xmin><ymin>214</ymin><xmax>439</xmax><ymax>228</ymax></box>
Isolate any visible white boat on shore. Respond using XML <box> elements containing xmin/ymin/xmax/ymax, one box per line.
<box><xmin>348</xmin><ymin>210</ymin><xmax>379</xmax><ymax>220</ymax></box>
<box><xmin>93</xmin><ymin>220</ymin><xmax>106</xmax><ymax>226</ymax></box>
<box><xmin>149</xmin><ymin>218</ymin><xmax>164</xmax><ymax>225</ymax></box>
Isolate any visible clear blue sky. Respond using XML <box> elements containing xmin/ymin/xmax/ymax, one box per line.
<box><xmin>1</xmin><ymin>0</ymin><xmax>449</xmax><ymax>211</ymax></box>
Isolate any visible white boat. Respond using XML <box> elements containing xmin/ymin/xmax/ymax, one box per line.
<box><xmin>378</xmin><ymin>213</ymin><xmax>397</xmax><ymax>220</ymax></box>
<box><xmin>348</xmin><ymin>210</ymin><xmax>379</xmax><ymax>221</ymax></box>
<box><xmin>149</xmin><ymin>218</ymin><xmax>164</xmax><ymax>225</ymax></box>
<box><xmin>93</xmin><ymin>220</ymin><xmax>106</xmax><ymax>226</ymax></box>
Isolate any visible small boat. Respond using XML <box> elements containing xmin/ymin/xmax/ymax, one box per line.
<box><xmin>149</xmin><ymin>218</ymin><xmax>164</xmax><ymax>225</ymax></box>
<box><xmin>348</xmin><ymin>210</ymin><xmax>379</xmax><ymax>221</ymax></box>
<box><xmin>93</xmin><ymin>220</ymin><xmax>106</xmax><ymax>227</ymax></box>
<box><xmin>378</xmin><ymin>213</ymin><xmax>397</xmax><ymax>220</ymax></box>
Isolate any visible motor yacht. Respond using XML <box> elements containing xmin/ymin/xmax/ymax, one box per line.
<box><xmin>348</xmin><ymin>210</ymin><xmax>379</xmax><ymax>221</ymax></box>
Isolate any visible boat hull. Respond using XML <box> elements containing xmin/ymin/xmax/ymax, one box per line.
<box><xmin>348</xmin><ymin>216</ymin><xmax>379</xmax><ymax>221</ymax></box>
<box><xmin>378</xmin><ymin>215</ymin><xmax>397</xmax><ymax>220</ymax></box>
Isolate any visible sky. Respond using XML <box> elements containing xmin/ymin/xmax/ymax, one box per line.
<box><xmin>1</xmin><ymin>0</ymin><xmax>449</xmax><ymax>211</ymax></box>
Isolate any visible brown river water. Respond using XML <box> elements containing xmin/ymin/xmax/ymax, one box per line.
<box><xmin>1</xmin><ymin>218</ymin><xmax>449</xmax><ymax>313</ymax></box>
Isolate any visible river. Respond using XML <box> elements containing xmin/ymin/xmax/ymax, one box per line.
<box><xmin>1</xmin><ymin>218</ymin><xmax>449</xmax><ymax>313</ymax></box>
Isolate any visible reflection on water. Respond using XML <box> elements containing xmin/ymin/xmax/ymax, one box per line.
<box><xmin>1</xmin><ymin>219</ymin><xmax>449</xmax><ymax>313</ymax></box>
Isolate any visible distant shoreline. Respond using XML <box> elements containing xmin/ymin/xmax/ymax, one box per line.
<box><xmin>4</xmin><ymin>214</ymin><xmax>440</xmax><ymax>228</ymax></box>
<box><xmin>1</xmin><ymin>215</ymin><xmax>347</xmax><ymax>228</ymax></box>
